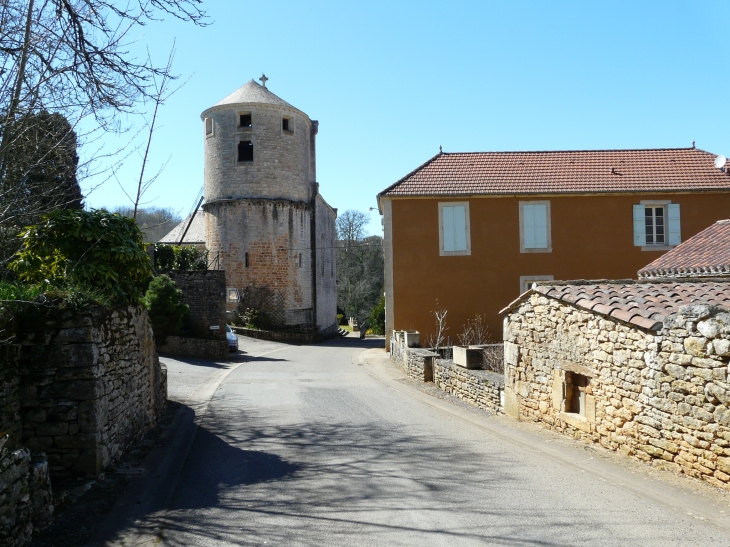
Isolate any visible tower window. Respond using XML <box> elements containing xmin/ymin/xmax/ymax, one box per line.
<box><xmin>245</xmin><ymin>252</ymin><xmax>249</xmax><ymax>268</ymax></box>
<box><xmin>282</xmin><ymin>117</ymin><xmax>290</xmax><ymax>132</ymax></box>
<box><xmin>205</xmin><ymin>118</ymin><xmax>213</xmax><ymax>136</ymax></box>
<box><xmin>238</xmin><ymin>141</ymin><xmax>253</xmax><ymax>162</ymax></box>
<box><xmin>239</xmin><ymin>113</ymin><xmax>252</xmax><ymax>128</ymax></box>
<box><xmin>299</xmin><ymin>253</ymin><xmax>302</xmax><ymax>268</ymax></box>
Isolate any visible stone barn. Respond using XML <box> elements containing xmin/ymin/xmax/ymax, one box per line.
<box><xmin>164</xmin><ymin>78</ymin><xmax>338</xmax><ymax>335</ymax></box>
<box><xmin>501</xmin><ymin>280</ymin><xmax>730</xmax><ymax>489</ymax></box>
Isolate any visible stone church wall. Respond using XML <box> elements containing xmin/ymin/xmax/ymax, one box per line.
<box><xmin>202</xmin><ymin>103</ymin><xmax>315</xmax><ymax>203</ymax></box>
<box><xmin>315</xmin><ymin>195</ymin><xmax>337</xmax><ymax>332</ymax></box>
<box><xmin>16</xmin><ymin>305</ymin><xmax>167</xmax><ymax>479</ymax></box>
<box><xmin>206</xmin><ymin>199</ymin><xmax>314</xmax><ymax>328</ymax></box>
<box><xmin>504</xmin><ymin>293</ymin><xmax>730</xmax><ymax>489</ymax></box>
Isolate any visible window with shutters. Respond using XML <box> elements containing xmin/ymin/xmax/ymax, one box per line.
<box><xmin>633</xmin><ymin>201</ymin><xmax>680</xmax><ymax>250</ymax></box>
<box><xmin>438</xmin><ymin>202</ymin><xmax>471</xmax><ymax>256</ymax></box>
<box><xmin>519</xmin><ymin>201</ymin><xmax>552</xmax><ymax>253</ymax></box>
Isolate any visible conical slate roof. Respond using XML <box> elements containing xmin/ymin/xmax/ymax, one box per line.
<box><xmin>214</xmin><ymin>79</ymin><xmax>297</xmax><ymax>110</ymax></box>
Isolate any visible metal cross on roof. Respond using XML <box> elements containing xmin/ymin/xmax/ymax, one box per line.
<box><xmin>259</xmin><ymin>73</ymin><xmax>268</xmax><ymax>88</ymax></box>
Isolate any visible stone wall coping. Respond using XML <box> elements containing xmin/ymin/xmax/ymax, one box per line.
<box><xmin>436</xmin><ymin>360</ymin><xmax>505</xmax><ymax>386</ymax></box>
<box><xmin>408</xmin><ymin>348</ymin><xmax>437</xmax><ymax>358</ymax></box>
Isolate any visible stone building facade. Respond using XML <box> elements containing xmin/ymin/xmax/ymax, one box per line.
<box><xmin>199</xmin><ymin>79</ymin><xmax>337</xmax><ymax>334</ymax></box>
<box><xmin>502</xmin><ymin>280</ymin><xmax>730</xmax><ymax>489</ymax></box>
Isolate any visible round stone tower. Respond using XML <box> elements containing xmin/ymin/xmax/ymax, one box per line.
<box><xmin>201</xmin><ymin>79</ymin><xmax>336</xmax><ymax>332</ymax></box>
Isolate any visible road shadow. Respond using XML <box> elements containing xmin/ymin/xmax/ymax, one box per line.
<box><xmin>240</xmin><ymin>355</ymin><xmax>289</xmax><ymax>363</ymax></box>
<box><xmin>170</xmin><ymin>426</ymin><xmax>301</xmax><ymax>510</ymax></box>
<box><xmin>147</xmin><ymin>409</ymin><xmax>598</xmax><ymax>547</ymax></box>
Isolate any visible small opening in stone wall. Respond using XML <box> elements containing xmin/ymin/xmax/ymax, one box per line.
<box><xmin>238</xmin><ymin>140</ymin><xmax>253</xmax><ymax>162</ymax></box>
<box><xmin>299</xmin><ymin>253</ymin><xmax>302</xmax><ymax>268</ymax></box>
<box><xmin>239</xmin><ymin>113</ymin><xmax>252</xmax><ymax>128</ymax></box>
<box><xmin>564</xmin><ymin>372</ymin><xmax>589</xmax><ymax>416</ymax></box>
<box><xmin>245</xmin><ymin>252</ymin><xmax>250</xmax><ymax>268</ymax></box>
<box><xmin>205</xmin><ymin>117</ymin><xmax>213</xmax><ymax>136</ymax></box>
<box><xmin>282</xmin><ymin>117</ymin><xmax>290</xmax><ymax>131</ymax></box>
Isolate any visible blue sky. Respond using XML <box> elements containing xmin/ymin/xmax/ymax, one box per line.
<box><xmin>83</xmin><ymin>1</ymin><xmax>730</xmax><ymax>235</ymax></box>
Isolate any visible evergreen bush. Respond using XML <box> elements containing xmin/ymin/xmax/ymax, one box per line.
<box><xmin>10</xmin><ymin>209</ymin><xmax>153</xmax><ymax>304</ymax></box>
<box><xmin>369</xmin><ymin>294</ymin><xmax>385</xmax><ymax>335</ymax></box>
<box><xmin>143</xmin><ymin>275</ymin><xmax>188</xmax><ymax>341</ymax></box>
<box><xmin>154</xmin><ymin>244</ymin><xmax>207</xmax><ymax>271</ymax></box>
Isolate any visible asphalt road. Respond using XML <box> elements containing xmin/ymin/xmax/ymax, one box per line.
<box><xmin>115</xmin><ymin>336</ymin><xmax>730</xmax><ymax>546</ymax></box>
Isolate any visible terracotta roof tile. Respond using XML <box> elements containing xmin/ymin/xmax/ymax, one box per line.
<box><xmin>379</xmin><ymin>148</ymin><xmax>730</xmax><ymax>197</ymax></box>
<box><xmin>500</xmin><ymin>280</ymin><xmax>730</xmax><ymax>331</ymax></box>
<box><xmin>639</xmin><ymin>220</ymin><xmax>730</xmax><ymax>278</ymax></box>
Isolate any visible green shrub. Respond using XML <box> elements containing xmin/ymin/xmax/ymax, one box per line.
<box><xmin>154</xmin><ymin>244</ymin><xmax>207</xmax><ymax>271</ymax></box>
<box><xmin>240</xmin><ymin>308</ymin><xmax>259</xmax><ymax>329</ymax></box>
<box><xmin>337</xmin><ymin>313</ymin><xmax>344</xmax><ymax>326</ymax></box>
<box><xmin>9</xmin><ymin>209</ymin><xmax>153</xmax><ymax>304</ymax></box>
<box><xmin>143</xmin><ymin>275</ymin><xmax>188</xmax><ymax>341</ymax></box>
<box><xmin>155</xmin><ymin>245</ymin><xmax>176</xmax><ymax>270</ymax></box>
<box><xmin>369</xmin><ymin>294</ymin><xmax>385</xmax><ymax>335</ymax></box>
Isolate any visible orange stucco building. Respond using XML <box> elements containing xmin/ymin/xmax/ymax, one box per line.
<box><xmin>377</xmin><ymin>147</ymin><xmax>730</xmax><ymax>350</ymax></box>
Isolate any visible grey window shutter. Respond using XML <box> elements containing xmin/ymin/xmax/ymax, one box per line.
<box><xmin>524</xmin><ymin>204</ymin><xmax>547</xmax><ymax>249</ymax></box>
<box><xmin>443</xmin><ymin>206</ymin><xmax>455</xmax><ymax>252</ymax></box>
<box><xmin>534</xmin><ymin>204</ymin><xmax>548</xmax><ymax>248</ymax></box>
<box><xmin>633</xmin><ymin>204</ymin><xmax>646</xmax><ymax>246</ymax></box>
<box><xmin>453</xmin><ymin>206</ymin><xmax>467</xmax><ymax>251</ymax></box>
<box><xmin>668</xmin><ymin>203</ymin><xmax>681</xmax><ymax>246</ymax></box>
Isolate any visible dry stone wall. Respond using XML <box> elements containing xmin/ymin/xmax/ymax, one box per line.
<box><xmin>433</xmin><ymin>363</ymin><xmax>504</xmax><ymax>414</ymax></box>
<box><xmin>0</xmin><ymin>348</ymin><xmax>22</xmax><ymax>450</ymax></box>
<box><xmin>17</xmin><ymin>305</ymin><xmax>167</xmax><ymax>479</ymax></box>
<box><xmin>504</xmin><ymin>293</ymin><xmax>730</xmax><ymax>489</ymax></box>
<box><xmin>390</xmin><ymin>330</ymin><xmax>504</xmax><ymax>414</ymax></box>
<box><xmin>166</xmin><ymin>270</ymin><xmax>226</xmax><ymax>339</ymax></box>
<box><xmin>0</xmin><ymin>448</ymin><xmax>53</xmax><ymax>547</ymax></box>
<box><xmin>157</xmin><ymin>335</ymin><xmax>229</xmax><ymax>360</ymax></box>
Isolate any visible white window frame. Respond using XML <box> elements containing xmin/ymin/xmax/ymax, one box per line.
<box><xmin>634</xmin><ymin>200</ymin><xmax>680</xmax><ymax>251</ymax></box>
<box><xmin>519</xmin><ymin>275</ymin><xmax>554</xmax><ymax>295</ymax></box>
<box><xmin>519</xmin><ymin>201</ymin><xmax>552</xmax><ymax>253</ymax></box>
<box><xmin>438</xmin><ymin>201</ymin><xmax>471</xmax><ymax>256</ymax></box>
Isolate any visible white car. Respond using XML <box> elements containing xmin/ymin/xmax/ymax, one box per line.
<box><xmin>226</xmin><ymin>324</ymin><xmax>238</xmax><ymax>351</ymax></box>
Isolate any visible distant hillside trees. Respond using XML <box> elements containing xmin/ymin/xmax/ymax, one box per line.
<box><xmin>114</xmin><ymin>206</ymin><xmax>182</xmax><ymax>243</ymax></box>
<box><xmin>336</xmin><ymin>210</ymin><xmax>384</xmax><ymax>326</ymax></box>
